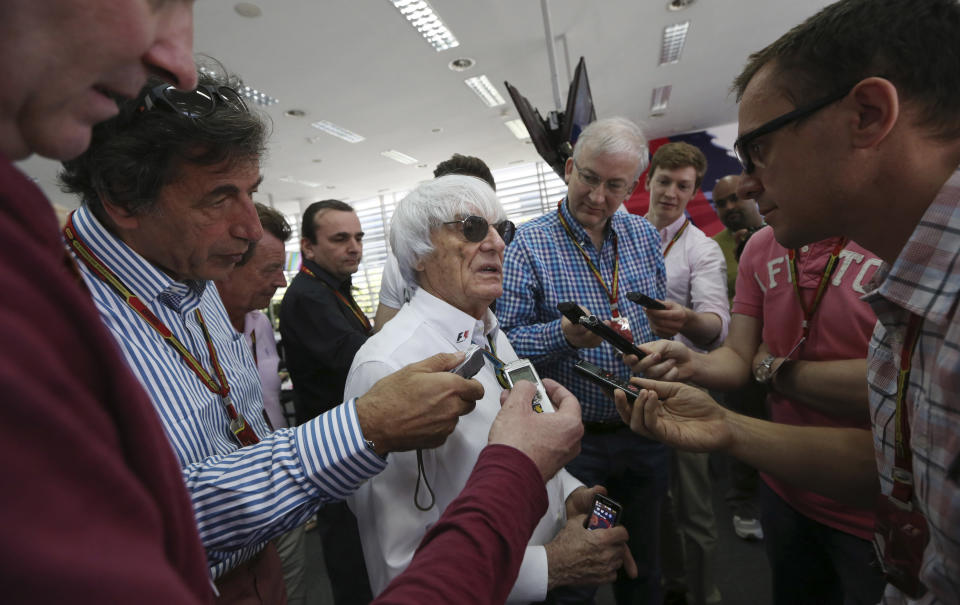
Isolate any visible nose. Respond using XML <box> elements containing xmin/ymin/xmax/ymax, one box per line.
<box><xmin>231</xmin><ymin>197</ymin><xmax>263</xmax><ymax>243</ymax></box>
<box><xmin>144</xmin><ymin>3</ymin><xmax>197</xmax><ymax>90</ymax></box>
<box><xmin>737</xmin><ymin>171</ymin><xmax>763</xmax><ymax>203</ymax></box>
<box><xmin>482</xmin><ymin>225</ymin><xmax>507</xmax><ymax>253</ymax></box>
<box><xmin>588</xmin><ymin>184</ymin><xmax>606</xmax><ymax>204</ymax></box>
<box><xmin>273</xmin><ymin>269</ymin><xmax>287</xmax><ymax>289</ymax></box>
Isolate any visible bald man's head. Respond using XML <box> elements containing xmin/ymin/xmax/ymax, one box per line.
<box><xmin>712</xmin><ymin>175</ymin><xmax>762</xmax><ymax>231</ymax></box>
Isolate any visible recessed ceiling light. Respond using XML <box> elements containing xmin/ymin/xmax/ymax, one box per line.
<box><xmin>311</xmin><ymin>120</ymin><xmax>366</xmax><ymax>143</ymax></box>
<box><xmin>650</xmin><ymin>85</ymin><xmax>673</xmax><ymax>115</ymax></box>
<box><xmin>312</xmin><ymin>158</ymin><xmax>323</xmax><ymax>163</ymax></box>
<box><xmin>659</xmin><ymin>22</ymin><xmax>689</xmax><ymax>65</ymax></box>
<box><xmin>504</xmin><ymin>119</ymin><xmax>530</xmax><ymax>140</ymax></box>
<box><xmin>284</xmin><ymin>109</ymin><xmax>306</xmax><ymax>117</ymax></box>
<box><xmin>381</xmin><ymin>150</ymin><xmax>419</xmax><ymax>165</ymax></box>
<box><xmin>448</xmin><ymin>57</ymin><xmax>475</xmax><ymax>72</ymax></box>
<box><xmin>417</xmin><ymin>163</ymin><xmax>429</xmax><ymax>169</ymax></box>
<box><xmin>388</xmin><ymin>0</ymin><xmax>459</xmax><ymax>52</ymax></box>
<box><xmin>464</xmin><ymin>75</ymin><xmax>506</xmax><ymax>107</ymax></box>
<box><xmin>234</xmin><ymin>2</ymin><xmax>262</xmax><ymax>18</ymax></box>
<box><xmin>666</xmin><ymin>0</ymin><xmax>695</xmax><ymax>11</ymax></box>
<box><xmin>326</xmin><ymin>185</ymin><xmax>336</xmax><ymax>190</ymax></box>
<box><xmin>431</xmin><ymin>127</ymin><xmax>443</xmax><ymax>133</ymax></box>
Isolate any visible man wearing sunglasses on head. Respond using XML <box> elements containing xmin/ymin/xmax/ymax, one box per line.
<box><xmin>499</xmin><ymin>117</ymin><xmax>668</xmax><ymax>604</ymax></box>
<box><xmin>58</xmin><ymin>68</ymin><xmax>485</xmax><ymax>602</ymax></box>
<box><xmin>616</xmin><ymin>0</ymin><xmax>960</xmax><ymax>603</ymax></box>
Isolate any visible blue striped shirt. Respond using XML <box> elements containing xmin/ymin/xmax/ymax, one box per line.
<box><xmin>69</xmin><ymin>206</ymin><xmax>386</xmax><ymax>578</ymax></box>
<box><xmin>499</xmin><ymin>199</ymin><xmax>666</xmax><ymax>422</ymax></box>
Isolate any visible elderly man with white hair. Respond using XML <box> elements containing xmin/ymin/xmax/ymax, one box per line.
<box><xmin>346</xmin><ymin>174</ymin><xmax>636</xmax><ymax>603</ymax></box>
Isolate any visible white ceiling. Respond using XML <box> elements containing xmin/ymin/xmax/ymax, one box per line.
<box><xmin>18</xmin><ymin>0</ymin><xmax>834</xmax><ymax>210</ymax></box>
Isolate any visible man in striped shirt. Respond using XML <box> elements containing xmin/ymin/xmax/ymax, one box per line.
<box><xmin>619</xmin><ymin>0</ymin><xmax>960</xmax><ymax>602</ymax></box>
<box><xmin>58</xmin><ymin>67</ymin><xmax>483</xmax><ymax>601</ymax></box>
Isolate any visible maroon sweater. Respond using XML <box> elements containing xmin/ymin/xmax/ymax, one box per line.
<box><xmin>374</xmin><ymin>444</ymin><xmax>549</xmax><ymax>605</ymax></box>
<box><xmin>0</xmin><ymin>156</ymin><xmax>212</xmax><ymax>603</ymax></box>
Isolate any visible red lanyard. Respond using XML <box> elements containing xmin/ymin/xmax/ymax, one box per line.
<box><xmin>557</xmin><ymin>201</ymin><xmax>623</xmax><ymax>319</ymax></box>
<box><xmin>300</xmin><ymin>265</ymin><xmax>373</xmax><ymax>334</ymax></box>
<box><xmin>64</xmin><ymin>213</ymin><xmax>260</xmax><ymax>447</ymax></box>
<box><xmin>787</xmin><ymin>238</ymin><xmax>846</xmax><ymax>341</ymax></box>
<box><xmin>662</xmin><ymin>219</ymin><xmax>690</xmax><ymax>258</ymax></box>
<box><xmin>891</xmin><ymin>313</ymin><xmax>923</xmax><ymax>503</ymax></box>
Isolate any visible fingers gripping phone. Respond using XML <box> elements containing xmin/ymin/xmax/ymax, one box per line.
<box><xmin>574</xmin><ymin>359</ymin><xmax>640</xmax><ymax>404</ymax></box>
<box><xmin>626</xmin><ymin>291</ymin><xmax>667</xmax><ymax>311</ymax></box>
<box><xmin>557</xmin><ymin>301</ymin><xmax>646</xmax><ymax>359</ymax></box>
<box><xmin>450</xmin><ymin>344</ymin><xmax>485</xmax><ymax>379</ymax></box>
<box><xmin>585</xmin><ymin>494</ymin><xmax>622</xmax><ymax>530</ymax></box>
<box><xmin>502</xmin><ymin>359</ymin><xmax>554</xmax><ymax>413</ymax></box>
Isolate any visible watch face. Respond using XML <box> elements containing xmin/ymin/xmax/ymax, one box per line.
<box><xmin>755</xmin><ymin>355</ymin><xmax>776</xmax><ymax>384</ymax></box>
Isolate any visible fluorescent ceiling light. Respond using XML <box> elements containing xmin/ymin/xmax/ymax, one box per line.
<box><xmin>505</xmin><ymin>119</ymin><xmax>530</xmax><ymax>140</ymax></box>
<box><xmin>659</xmin><ymin>21</ymin><xmax>689</xmax><ymax>65</ymax></box>
<box><xmin>381</xmin><ymin>149</ymin><xmax>419</xmax><ymax>165</ymax></box>
<box><xmin>464</xmin><ymin>75</ymin><xmax>506</xmax><ymax>107</ymax></box>
<box><xmin>310</xmin><ymin>120</ymin><xmax>366</xmax><ymax>143</ymax></box>
<box><xmin>278</xmin><ymin>176</ymin><xmax>322</xmax><ymax>188</ymax></box>
<box><xmin>388</xmin><ymin>0</ymin><xmax>459</xmax><ymax>52</ymax></box>
<box><xmin>650</xmin><ymin>85</ymin><xmax>673</xmax><ymax>115</ymax></box>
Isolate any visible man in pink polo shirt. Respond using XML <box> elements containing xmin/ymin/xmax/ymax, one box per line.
<box><xmin>623</xmin><ymin>226</ymin><xmax>886</xmax><ymax>604</ymax></box>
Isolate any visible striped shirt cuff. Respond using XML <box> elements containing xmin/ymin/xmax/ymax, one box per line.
<box><xmin>295</xmin><ymin>398</ymin><xmax>387</xmax><ymax>500</ymax></box>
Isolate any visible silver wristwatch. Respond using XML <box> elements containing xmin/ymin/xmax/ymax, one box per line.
<box><xmin>754</xmin><ymin>354</ymin><xmax>777</xmax><ymax>384</ymax></box>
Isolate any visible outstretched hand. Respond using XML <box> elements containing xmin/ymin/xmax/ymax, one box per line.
<box><xmin>613</xmin><ymin>377</ymin><xmax>733</xmax><ymax>453</ymax></box>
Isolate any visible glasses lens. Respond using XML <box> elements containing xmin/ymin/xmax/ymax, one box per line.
<box><xmin>162</xmin><ymin>86</ymin><xmax>216</xmax><ymax>118</ymax></box>
<box><xmin>461</xmin><ymin>216</ymin><xmax>488</xmax><ymax>242</ymax></box>
<box><xmin>495</xmin><ymin>220</ymin><xmax>515</xmax><ymax>245</ymax></box>
<box><xmin>217</xmin><ymin>86</ymin><xmax>249</xmax><ymax>113</ymax></box>
<box><xmin>733</xmin><ymin>139</ymin><xmax>753</xmax><ymax>174</ymax></box>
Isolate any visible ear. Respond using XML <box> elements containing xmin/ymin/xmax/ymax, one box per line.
<box><xmin>564</xmin><ymin>157</ymin><xmax>574</xmax><ymax>185</ymax></box>
<box><xmin>98</xmin><ymin>192</ymin><xmax>140</xmax><ymax>230</ymax></box>
<box><xmin>847</xmin><ymin>77</ymin><xmax>899</xmax><ymax>149</ymax></box>
<box><xmin>643</xmin><ymin>175</ymin><xmax>651</xmax><ymax>192</ymax></box>
<box><xmin>300</xmin><ymin>237</ymin><xmax>315</xmax><ymax>260</ymax></box>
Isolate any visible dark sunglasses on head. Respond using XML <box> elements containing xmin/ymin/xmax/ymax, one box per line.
<box><xmin>138</xmin><ymin>83</ymin><xmax>248</xmax><ymax>119</ymax></box>
<box><xmin>444</xmin><ymin>215</ymin><xmax>516</xmax><ymax>245</ymax></box>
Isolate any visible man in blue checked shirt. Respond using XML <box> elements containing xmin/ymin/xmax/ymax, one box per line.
<box><xmin>58</xmin><ymin>66</ymin><xmax>483</xmax><ymax>602</ymax></box>
<box><xmin>499</xmin><ymin>116</ymin><xmax>668</xmax><ymax>605</ymax></box>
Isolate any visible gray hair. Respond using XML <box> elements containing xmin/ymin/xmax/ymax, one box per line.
<box><xmin>571</xmin><ymin>116</ymin><xmax>649</xmax><ymax>178</ymax></box>
<box><xmin>390</xmin><ymin>174</ymin><xmax>505</xmax><ymax>286</ymax></box>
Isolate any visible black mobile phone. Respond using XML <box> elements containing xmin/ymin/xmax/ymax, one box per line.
<box><xmin>626</xmin><ymin>291</ymin><xmax>667</xmax><ymax>311</ymax></box>
<box><xmin>556</xmin><ymin>302</ymin><xmax>645</xmax><ymax>359</ymax></box>
<box><xmin>574</xmin><ymin>359</ymin><xmax>640</xmax><ymax>404</ymax></box>
<box><xmin>584</xmin><ymin>494</ymin><xmax>622</xmax><ymax>530</ymax></box>
<box><xmin>450</xmin><ymin>345</ymin><xmax>485</xmax><ymax>379</ymax></box>
<box><xmin>557</xmin><ymin>301</ymin><xmax>587</xmax><ymax>324</ymax></box>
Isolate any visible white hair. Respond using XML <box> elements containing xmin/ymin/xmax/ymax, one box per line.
<box><xmin>390</xmin><ymin>174</ymin><xmax>505</xmax><ymax>286</ymax></box>
<box><xmin>572</xmin><ymin>116</ymin><xmax>649</xmax><ymax>178</ymax></box>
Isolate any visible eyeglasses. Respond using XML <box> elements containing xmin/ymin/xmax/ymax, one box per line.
<box><xmin>443</xmin><ymin>215</ymin><xmax>516</xmax><ymax>245</ymax></box>
<box><xmin>573</xmin><ymin>159</ymin><xmax>631</xmax><ymax>196</ymax></box>
<box><xmin>734</xmin><ymin>86</ymin><xmax>852</xmax><ymax>174</ymax></box>
<box><xmin>138</xmin><ymin>83</ymin><xmax>248</xmax><ymax>119</ymax></box>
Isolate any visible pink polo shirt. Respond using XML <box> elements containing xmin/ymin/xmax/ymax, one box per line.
<box><xmin>733</xmin><ymin>226</ymin><xmax>881</xmax><ymax>539</ymax></box>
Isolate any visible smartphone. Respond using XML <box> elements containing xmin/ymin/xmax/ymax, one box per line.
<box><xmin>556</xmin><ymin>302</ymin><xmax>646</xmax><ymax>359</ymax></box>
<box><xmin>574</xmin><ymin>359</ymin><xmax>640</xmax><ymax>404</ymax></box>
<box><xmin>502</xmin><ymin>358</ymin><xmax>554</xmax><ymax>413</ymax></box>
<box><xmin>450</xmin><ymin>344</ymin><xmax>485</xmax><ymax>379</ymax></box>
<box><xmin>584</xmin><ymin>494</ymin><xmax>622</xmax><ymax>530</ymax></box>
<box><xmin>626</xmin><ymin>291</ymin><xmax>667</xmax><ymax>311</ymax></box>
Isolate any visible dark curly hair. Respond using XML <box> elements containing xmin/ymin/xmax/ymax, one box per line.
<box><xmin>433</xmin><ymin>153</ymin><xmax>496</xmax><ymax>191</ymax></box>
<box><xmin>59</xmin><ymin>65</ymin><xmax>268</xmax><ymax>226</ymax></box>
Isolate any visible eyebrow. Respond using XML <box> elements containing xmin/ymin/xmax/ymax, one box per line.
<box><xmin>202</xmin><ymin>175</ymin><xmax>264</xmax><ymax>200</ymax></box>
